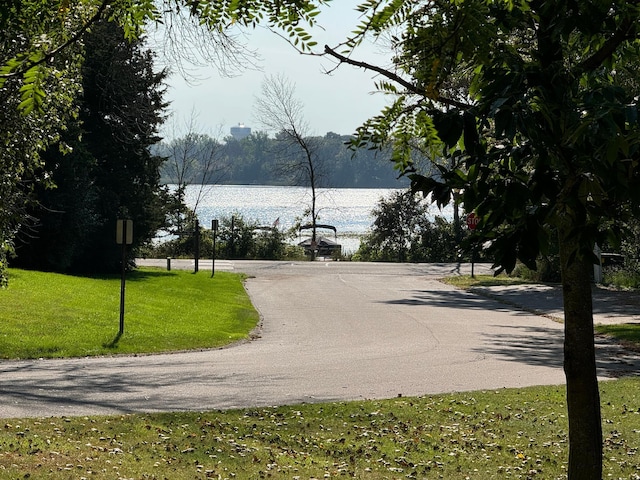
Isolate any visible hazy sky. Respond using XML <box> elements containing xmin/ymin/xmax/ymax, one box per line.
<box><xmin>155</xmin><ymin>3</ymin><xmax>392</xmax><ymax>140</ymax></box>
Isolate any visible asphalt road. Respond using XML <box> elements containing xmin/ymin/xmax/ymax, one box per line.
<box><xmin>0</xmin><ymin>261</ymin><xmax>635</xmax><ymax>418</ymax></box>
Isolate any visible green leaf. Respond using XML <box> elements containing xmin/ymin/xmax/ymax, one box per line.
<box><xmin>432</xmin><ymin>111</ymin><xmax>463</xmax><ymax>149</ymax></box>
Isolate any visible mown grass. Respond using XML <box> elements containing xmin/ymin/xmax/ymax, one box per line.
<box><xmin>0</xmin><ymin>268</ymin><xmax>259</xmax><ymax>359</ymax></box>
<box><xmin>597</xmin><ymin>324</ymin><xmax>640</xmax><ymax>348</ymax></box>
<box><xmin>441</xmin><ymin>274</ymin><xmax>531</xmax><ymax>289</ymax></box>
<box><xmin>0</xmin><ymin>379</ymin><xmax>639</xmax><ymax>479</ymax></box>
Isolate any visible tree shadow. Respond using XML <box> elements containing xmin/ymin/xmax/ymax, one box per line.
<box><xmin>103</xmin><ymin>332</ymin><xmax>123</xmax><ymax>349</ymax></box>
<box><xmin>476</xmin><ymin>325</ymin><xmax>640</xmax><ymax>377</ymax></box>
<box><xmin>125</xmin><ymin>268</ymin><xmax>180</xmax><ymax>282</ymax></box>
<box><xmin>0</xmin><ymin>356</ymin><xmax>310</xmax><ymax>416</ymax></box>
<box><xmin>381</xmin><ymin>287</ymin><xmax>640</xmax><ymax>377</ymax></box>
<box><xmin>381</xmin><ymin>288</ymin><xmax>526</xmax><ymax>316</ymax></box>
<box><xmin>474</xmin><ymin>324</ymin><xmax>564</xmax><ymax>368</ymax></box>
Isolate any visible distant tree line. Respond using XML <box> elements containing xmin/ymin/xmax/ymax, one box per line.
<box><xmin>154</xmin><ymin>131</ymin><xmax>412</xmax><ymax>188</ymax></box>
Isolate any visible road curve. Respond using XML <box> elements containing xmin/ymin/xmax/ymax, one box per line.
<box><xmin>0</xmin><ymin>261</ymin><xmax>621</xmax><ymax>418</ymax></box>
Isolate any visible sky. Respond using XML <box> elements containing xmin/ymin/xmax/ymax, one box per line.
<box><xmin>152</xmin><ymin>3</ymin><xmax>392</xmax><ymax>140</ymax></box>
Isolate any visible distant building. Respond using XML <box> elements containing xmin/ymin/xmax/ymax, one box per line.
<box><xmin>230</xmin><ymin>123</ymin><xmax>251</xmax><ymax>140</ymax></box>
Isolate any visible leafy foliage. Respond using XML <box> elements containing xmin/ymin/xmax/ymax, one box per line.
<box><xmin>0</xmin><ymin>1</ymin><xmax>83</xmax><ymax>286</ymax></box>
<box><xmin>333</xmin><ymin>1</ymin><xmax>640</xmax><ymax>476</ymax></box>
<box><xmin>0</xmin><ymin>0</ymin><xmax>331</xmax><ymax>285</ymax></box>
<box><xmin>150</xmin><ymin>213</ymin><xmax>294</xmax><ymax>260</ymax></box>
<box><xmin>355</xmin><ymin>189</ymin><xmax>460</xmax><ymax>262</ymax></box>
<box><xmin>349</xmin><ymin>0</ymin><xmax>640</xmax><ymax>275</ymax></box>
<box><xmin>12</xmin><ymin>19</ymin><xmax>169</xmax><ymax>274</ymax></box>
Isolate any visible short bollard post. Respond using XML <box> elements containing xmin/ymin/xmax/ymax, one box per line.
<box><xmin>166</xmin><ymin>257</ymin><xmax>171</xmax><ymax>271</ymax></box>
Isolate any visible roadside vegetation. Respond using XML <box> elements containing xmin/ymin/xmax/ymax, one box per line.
<box><xmin>353</xmin><ymin>190</ymin><xmax>462</xmax><ymax>263</ymax></box>
<box><xmin>0</xmin><ymin>268</ymin><xmax>258</xmax><ymax>359</ymax></box>
<box><xmin>1</xmin><ymin>379</ymin><xmax>639</xmax><ymax>479</ymax></box>
<box><xmin>145</xmin><ymin>212</ymin><xmax>308</xmax><ymax>262</ymax></box>
<box><xmin>440</xmin><ymin>274</ymin><xmax>530</xmax><ymax>289</ymax></box>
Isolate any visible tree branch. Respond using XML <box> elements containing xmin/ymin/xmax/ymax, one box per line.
<box><xmin>1</xmin><ymin>0</ymin><xmax>111</xmax><ymax>79</ymax></box>
<box><xmin>323</xmin><ymin>44</ymin><xmax>472</xmax><ymax>111</ymax></box>
<box><xmin>577</xmin><ymin>17</ymin><xmax>636</xmax><ymax>73</ymax></box>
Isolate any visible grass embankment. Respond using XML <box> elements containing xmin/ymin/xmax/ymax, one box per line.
<box><xmin>0</xmin><ymin>268</ymin><xmax>259</xmax><ymax>359</ymax></box>
<box><xmin>1</xmin><ymin>379</ymin><xmax>639</xmax><ymax>479</ymax></box>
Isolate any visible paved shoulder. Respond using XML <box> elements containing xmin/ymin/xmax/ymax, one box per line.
<box><xmin>472</xmin><ymin>283</ymin><xmax>640</xmax><ymax>325</ymax></box>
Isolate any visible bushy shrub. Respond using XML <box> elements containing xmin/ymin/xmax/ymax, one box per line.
<box><xmin>511</xmin><ymin>255</ymin><xmax>561</xmax><ymax>283</ymax></box>
<box><xmin>354</xmin><ymin>190</ymin><xmax>461</xmax><ymax>263</ymax></box>
<box><xmin>144</xmin><ymin>213</ymin><xmax>294</xmax><ymax>261</ymax></box>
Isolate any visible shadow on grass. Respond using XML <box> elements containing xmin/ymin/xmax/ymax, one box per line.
<box><xmin>103</xmin><ymin>332</ymin><xmax>123</xmax><ymax>349</ymax></box>
<box><xmin>126</xmin><ymin>269</ymin><xmax>181</xmax><ymax>282</ymax></box>
<box><xmin>63</xmin><ymin>268</ymin><xmax>180</xmax><ymax>282</ymax></box>
<box><xmin>596</xmin><ymin>323</ymin><xmax>640</xmax><ymax>344</ymax></box>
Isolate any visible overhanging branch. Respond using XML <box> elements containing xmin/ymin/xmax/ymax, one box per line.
<box><xmin>323</xmin><ymin>44</ymin><xmax>472</xmax><ymax>111</ymax></box>
<box><xmin>577</xmin><ymin>17</ymin><xmax>637</xmax><ymax>73</ymax></box>
<box><xmin>1</xmin><ymin>0</ymin><xmax>111</xmax><ymax>80</ymax></box>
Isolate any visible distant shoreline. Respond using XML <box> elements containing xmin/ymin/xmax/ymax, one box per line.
<box><xmin>160</xmin><ymin>180</ymin><xmax>410</xmax><ymax>189</ymax></box>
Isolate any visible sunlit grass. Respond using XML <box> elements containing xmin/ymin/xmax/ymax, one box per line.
<box><xmin>0</xmin><ymin>268</ymin><xmax>258</xmax><ymax>359</ymax></box>
<box><xmin>0</xmin><ymin>379</ymin><xmax>639</xmax><ymax>479</ymax></box>
<box><xmin>596</xmin><ymin>324</ymin><xmax>640</xmax><ymax>349</ymax></box>
<box><xmin>441</xmin><ymin>274</ymin><xmax>531</xmax><ymax>289</ymax></box>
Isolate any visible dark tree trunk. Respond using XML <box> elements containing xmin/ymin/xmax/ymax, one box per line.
<box><xmin>453</xmin><ymin>192</ymin><xmax>461</xmax><ymax>244</ymax></box>
<box><xmin>558</xmin><ymin>227</ymin><xmax>603</xmax><ymax>479</ymax></box>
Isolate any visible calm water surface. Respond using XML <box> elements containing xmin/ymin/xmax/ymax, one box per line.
<box><xmin>183</xmin><ymin>185</ymin><xmax>452</xmax><ymax>253</ymax></box>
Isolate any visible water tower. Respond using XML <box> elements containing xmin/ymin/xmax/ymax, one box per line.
<box><xmin>230</xmin><ymin>123</ymin><xmax>251</xmax><ymax>140</ymax></box>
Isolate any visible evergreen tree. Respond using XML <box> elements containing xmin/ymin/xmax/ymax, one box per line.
<box><xmin>14</xmin><ymin>20</ymin><xmax>168</xmax><ymax>273</ymax></box>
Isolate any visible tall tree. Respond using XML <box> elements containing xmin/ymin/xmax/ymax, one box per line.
<box><xmin>0</xmin><ymin>0</ymin><xmax>82</xmax><ymax>285</ymax></box>
<box><xmin>14</xmin><ymin>19</ymin><xmax>168</xmax><ymax>273</ymax></box>
<box><xmin>255</xmin><ymin>74</ymin><xmax>326</xmax><ymax>258</ymax></box>
<box><xmin>360</xmin><ymin>190</ymin><xmax>432</xmax><ymax>262</ymax></box>
<box><xmin>324</xmin><ymin>1</ymin><xmax>640</xmax><ymax>477</ymax></box>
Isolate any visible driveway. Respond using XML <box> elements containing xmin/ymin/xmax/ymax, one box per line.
<box><xmin>0</xmin><ymin>261</ymin><xmax>635</xmax><ymax>418</ymax></box>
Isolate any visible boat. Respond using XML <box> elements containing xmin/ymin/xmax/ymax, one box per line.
<box><xmin>298</xmin><ymin>224</ymin><xmax>342</xmax><ymax>257</ymax></box>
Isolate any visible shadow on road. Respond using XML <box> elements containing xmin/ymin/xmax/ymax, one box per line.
<box><xmin>381</xmin><ymin>288</ymin><xmax>531</xmax><ymax>317</ymax></box>
<box><xmin>0</xmin><ymin>358</ymin><xmax>270</xmax><ymax>415</ymax></box>
<box><xmin>474</xmin><ymin>324</ymin><xmax>564</xmax><ymax>369</ymax></box>
<box><xmin>381</xmin><ymin>287</ymin><xmax>640</xmax><ymax>378</ymax></box>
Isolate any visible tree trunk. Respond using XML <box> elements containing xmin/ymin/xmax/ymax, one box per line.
<box><xmin>453</xmin><ymin>192</ymin><xmax>461</xmax><ymax>244</ymax></box>
<box><xmin>558</xmin><ymin>227</ymin><xmax>603</xmax><ymax>479</ymax></box>
<box><xmin>310</xmin><ymin>180</ymin><xmax>317</xmax><ymax>261</ymax></box>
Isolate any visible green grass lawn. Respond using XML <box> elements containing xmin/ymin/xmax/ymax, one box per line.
<box><xmin>440</xmin><ymin>274</ymin><xmax>531</xmax><ymax>289</ymax></box>
<box><xmin>0</xmin><ymin>379</ymin><xmax>639</xmax><ymax>479</ymax></box>
<box><xmin>0</xmin><ymin>268</ymin><xmax>259</xmax><ymax>359</ymax></box>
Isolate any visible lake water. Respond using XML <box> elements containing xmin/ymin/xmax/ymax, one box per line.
<box><xmin>183</xmin><ymin>185</ymin><xmax>452</xmax><ymax>254</ymax></box>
